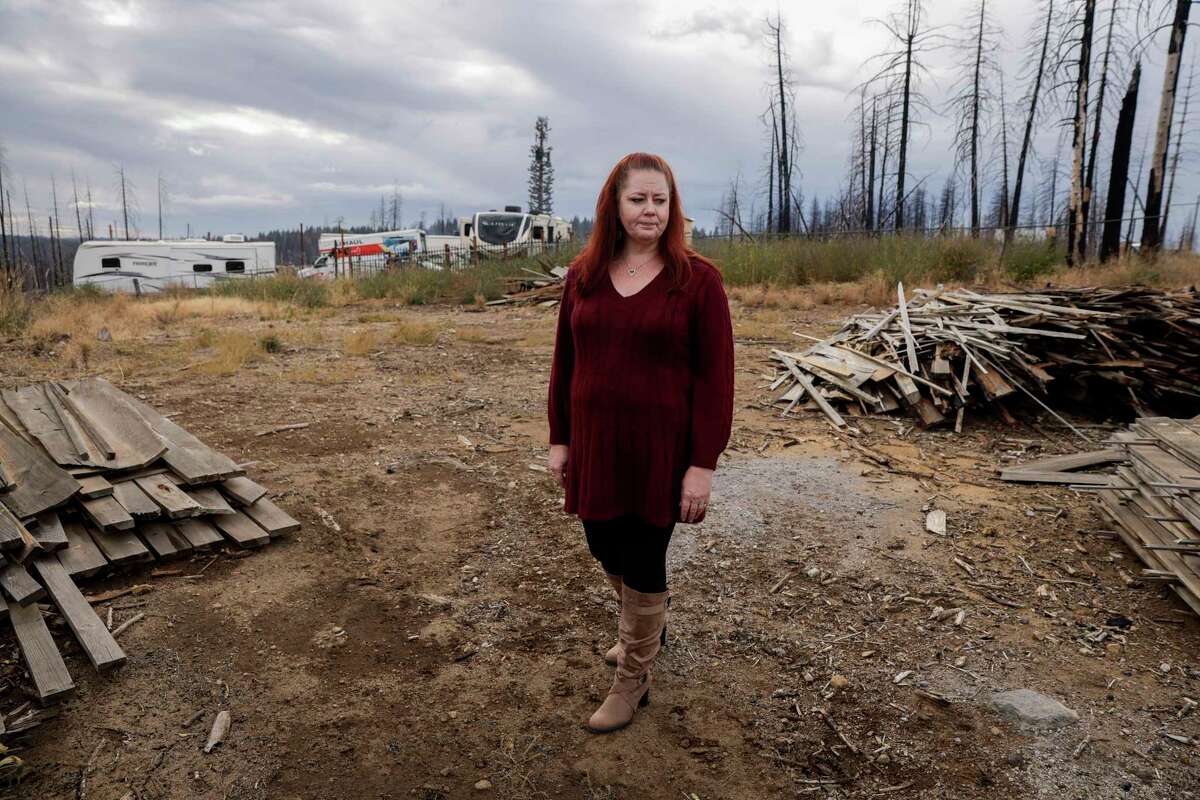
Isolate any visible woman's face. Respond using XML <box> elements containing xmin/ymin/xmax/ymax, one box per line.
<box><xmin>618</xmin><ymin>169</ymin><xmax>670</xmax><ymax>246</ymax></box>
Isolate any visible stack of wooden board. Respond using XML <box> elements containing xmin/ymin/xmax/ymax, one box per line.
<box><xmin>1096</xmin><ymin>417</ymin><xmax>1200</xmax><ymax>615</ymax></box>
<box><xmin>486</xmin><ymin>264</ymin><xmax>567</xmax><ymax>307</ymax></box>
<box><xmin>771</xmin><ymin>284</ymin><xmax>1200</xmax><ymax>431</ymax></box>
<box><xmin>0</xmin><ymin>378</ymin><xmax>299</xmax><ymax>703</ymax></box>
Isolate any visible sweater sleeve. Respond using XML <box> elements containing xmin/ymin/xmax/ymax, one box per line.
<box><xmin>688</xmin><ymin>267</ymin><xmax>735</xmax><ymax>470</ymax></box>
<box><xmin>547</xmin><ymin>271</ymin><xmax>575</xmax><ymax>446</ymax></box>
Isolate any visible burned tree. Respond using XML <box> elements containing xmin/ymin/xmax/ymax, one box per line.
<box><xmin>1010</xmin><ymin>1</ymin><xmax>1059</xmax><ymax>241</ymax></box>
<box><xmin>946</xmin><ymin>0</ymin><xmax>999</xmax><ymax>236</ymax></box>
<box><xmin>765</xmin><ymin>15</ymin><xmax>801</xmax><ymax>233</ymax></box>
<box><xmin>1140</xmin><ymin>0</ymin><xmax>1191</xmax><ymax>252</ymax></box>
<box><xmin>864</xmin><ymin>0</ymin><xmax>941</xmax><ymax>231</ymax></box>
<box><xmin>1079</xmin><ymin>0</ymin><xmax>1121</xmax><ymax>259</ymax></box>
<box><xmin>1066</xmin><ymin>0</ymin><xmax>1097</xmax><ymax>266</ymax></box>
<box><xmin>1161</xmin><ymin>57</ymin><xmax>1195</xmax><ymax>240</ymax></box>
<box><xmin>1101</xmin><ymin>62</ymin><xmax>1142</xmax><ymax>261</ymax></box>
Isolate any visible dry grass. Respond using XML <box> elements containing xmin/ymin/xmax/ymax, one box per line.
<box><xmin>197</xmin><ymin>331</ymin><xmax>264</xmax><ymax>375</ymax></box>
<box><xmin>28</xmin><ymin>293</ymin><xmax>281</xmax><ymax>344</ymax></box>
<box><xmin>281</xmin><ymin>363</ymin><xmax>356</xmax><ymax>384</ymax></box>
<box><xmin>343</xmin><ymin>329</ymin><xmax>378</xmax><ymax>356</ymax></box>
<box><xmin>393</xmin><ymin>318</ymin><xmax>438</xmax><ymax>345</ymax></box>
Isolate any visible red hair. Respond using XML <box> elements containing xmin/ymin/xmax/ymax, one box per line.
<box><xmin>571</xmin><ymin>152</ymin><xmax>716</xmax><ymax>295</ymax></box>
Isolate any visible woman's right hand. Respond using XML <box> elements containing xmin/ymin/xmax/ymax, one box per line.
<box><xmin>548</xmin><ymin>444</ymin><xmax>569</xmax><ymax>488</ymax></box>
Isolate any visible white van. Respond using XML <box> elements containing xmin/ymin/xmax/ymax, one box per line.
<box><xmin>73</xmin><ymin>240</ymin><xmax>276</xmax><ymax>293</ymax></box>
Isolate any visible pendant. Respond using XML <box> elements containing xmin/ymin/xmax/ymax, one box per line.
<box><xmin>628</xmin><ymin>268</ymin><xmax>636</xmax><ymax>276</ymax></box>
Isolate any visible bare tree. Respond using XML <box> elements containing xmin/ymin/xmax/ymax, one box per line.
<box><xmin>1079</xmin><ymin>1</ymin><xmax>1121</xmax><ymax>258</ymax></box>
<box><xmin>389</xmin><ymin>181</ymin><xmax>402</xmax><ymax>228</ymax></box>
<box><xmin>0</xmin><ymin>144</ymin><xmax>9</xmax><ymax>274</ymax></box>
<box><xmin>1009</xmin><ymin>0</ymin><xmax>1058</xmax><ymax>241</ymax></box>
<box><xmin>946</xmin><ymin>0</ymin><xmax>999</xmax><ymax>236</ymax></box>
<box><xmin>1127</xmin><ymin>126</ymin><xmax>1152</xmax><ymax>249</ymax></box>
<box><xmin>1065</xmin><ymin>0</ymin><xmax>1097</xmax><ymax>266</ymax></box>
<box><xmin>864</xmin><ymin>0</ymin><xmax>942</xmax><ymax>231</ymax></box>
<box><xmin>766</xmin><ymin>15</ymin><xmax>796</xmax><ymax>233</ymax></box>
<box><xmin>1140</xmin><ymin>0</ymin><xmax>1191</xmax><ymax>251</ymax></box>
<box><xmin>71</xmin><ymin>170</ymin><xmax>85</xmax><ymax>244</ymax></box>
<box><xmin>1101</xmin><ymin>61</ymin><xmax>1142</xmax><ymax>260</ymax></box>
<box><xmin>1160</xmin><ymin>55</ymin><xmax>1195</xmax><ymax>239</ymax></box>
<box><xmin>50</xmin><ymin>175</ymin><xmax>65</xmax><ymax>284</ymax></box>
<box><xmin>116</xmin><ymin>164</ymin><xmax>137</xmax><ymax>240</ymax></box>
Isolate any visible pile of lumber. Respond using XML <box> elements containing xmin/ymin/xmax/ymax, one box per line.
<box><xmin>999</xmin><ymin>417</ymin><xmax>1200</xmax><ymax>616</ymax></box>
<box><xmin>0</xmin><ymin>378</ymin><xmax>298</xmax><ymax>705</ymax></box>
<box><xmin>486</xmin><ymin>265</ymin><xmax>567</xmax><ymax>307</ymax></box>
<box><xmin>771</xmin><ymin>284</ymin><xmax>1200</xmax><ymax>431</ymax></box>
<box><xmin>1098</xmin><ymin>417</ymin><xmax>1200</xmax><ymax>615</ymax></box>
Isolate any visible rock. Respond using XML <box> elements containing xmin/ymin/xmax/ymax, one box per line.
<box><xmin>97</xmin><ymin>327</ymin><xmax>112</xmax><ymax>342</ymax></box>
<box><xmin>829</xmin><ymin>674</ymin><xmax>849</xmax><ymax>691</ymax></box>
<box><xmin>1005</xmin><ymin>751</ymin><xmax>1027</xmax><ymax>767</ymax></box>
<box><xmin>988</xmin><ymin>689</ymin><xmax>1079</xmax><ymax>730</ymax></box>
<box><xmin>474</xmin><ymin>779</ymin><xmax>493</xmax><ymax>791</ymax></box>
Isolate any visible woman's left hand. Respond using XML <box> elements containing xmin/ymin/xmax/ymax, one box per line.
<box><xmin>680</xmin><ymin>466</ymin><xmax>714</xmax><ymax>523</ymax></box>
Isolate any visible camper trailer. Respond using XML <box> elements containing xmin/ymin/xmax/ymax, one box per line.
<box><xmin>458</xmin><ymin>207</ymin><xmax>572</xmax><ymax>253</ymax></box>
<box><xmin>73</xmin><ymin>240</ymin><xmax>276</xmax><ymax>293</ymax></box>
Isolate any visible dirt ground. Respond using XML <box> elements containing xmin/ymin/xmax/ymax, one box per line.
<box><xmin>1</xmin><ymin>293</ymin><xmax>1199</xmax><ymax>800</ymax></box>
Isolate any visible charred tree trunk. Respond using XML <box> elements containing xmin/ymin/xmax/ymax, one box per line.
<box><xmin>895</xmin><ymin>12</ymin><xmax>915</xmax><ymax>231</ymax></box>
<box><xmin>119</xmin><ymin>165</ymin><xmax>130</xmax><ymax>240</ymax></box>
<box><xmin>767</xmin><ymin>103</ymin><xmax>776</xmax><ymax>234</ymax></box>
<box><xmin>1080</xmin><ymin>1</ymin><xmax>1117</xmax><ymax>260</ymax></box>
<box><xmin>1128</xmin><ymin>128</ymin><xmax>1151</xmax><ymax>251</ymax></box>
<box><xmin>1009</xmin><ymin>0</ymin><xmax>1053</xmax><ymax>242</ymax></box>
<box><xmin>1161</xmin><ymin>58</ymin><xmax>1195</xmax><ymax>240</ymax></box>
<box><xmin>1101</xmin><ymin>62</ymin><xmax>1142</xmax><ymax>262</ymax></box>
<box><xmin>998</xmin><ymin>74</ymin><xmax>1011</xmax><ymax>230</ymax></box>
<box><xmin>968</xmin><ymin>0</ymin><xmax>986</xmax><ymax>236</ymax></box>
<box><xmin>1066</xmin><ymin>0</ymin><xmax>1096</xmax><ymax>266</ymax></box>
<box><xmin>1141</xmin><ymin>0</ymin><xmax>1192</xmax><ymax>252</ymax></box>
<box><xmin>867</xmin><ymin>97</ymin><xmax>878</xmax><ymax>231</ymax></box>
<box><xmin>879</xmin><ymin>105</ymin><xmax>893</xmax><ymax>229</ymax></box>
<box><xmin>772</xmin><ymin>16</ymin><xmax>792</xmax><ymax>234</ymax></box>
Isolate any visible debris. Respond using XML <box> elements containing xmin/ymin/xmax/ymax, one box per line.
<box><xmin>204</xmin><ymin>710</ymin><xmax>231</xmax><ymax>753</ymax></box>
<box><xmin>485</xmin><ymin>264</ymin><xmax>568</xmax><ymax>306</ymax></box>
<box><xmin>110</xmin><ymin>612</ymin><xmax>145</xmax><ymax>638</ymax></box>
<box><xmin>473</xmin><ymin>778</ymin><xmax>494</xmax><ymax>791</ymax></box>
<box><xmin>925</xmin><ymin>510</ymin><xmax>947</xmax><ymax>535</ymax></box>
<box><xmin>771</xmin><ymin>286</ymin><xmax>1200</xmax><ymax>432</ymax></box>
<box><xmin>254</xmin><ymin>422</ymin><xmax>309</xmax><ymax>437</ymax></box>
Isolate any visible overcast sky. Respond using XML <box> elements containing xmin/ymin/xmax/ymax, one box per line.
<box><xmin>0</xmin><ymin>0</ymin><xmax>1195</xmax><ymax>243</ymax></box>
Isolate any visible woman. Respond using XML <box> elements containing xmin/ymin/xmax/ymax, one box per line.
<box><xmin>547</xmin><ymin>152</ymin><xmax>735</xmax><ymax>733</ymax></box>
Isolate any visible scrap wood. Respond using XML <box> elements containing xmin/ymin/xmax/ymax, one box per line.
<box><xmin>772</xmin><ymin>285</ymin><xmax>1200</xmax><ymax>431</ymax></box>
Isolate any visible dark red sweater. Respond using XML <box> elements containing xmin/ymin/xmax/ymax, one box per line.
<box><xmin>548</xmin><ymin>258</ymin><xmax>735</xmax><ymax>526</ymax></box>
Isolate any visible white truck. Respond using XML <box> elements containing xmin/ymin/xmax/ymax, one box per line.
<box><xmin>73</xmin><ymin>239</ymin><xmax>276</xmax><ymax>293</ymax></box>
<box><xmin>458</xmin><ymin>207</ymin><xmax>573</xmax><ymax>253</ymax></box>
<box><xmin>300</xmin><ymin>229</ymin><xmax>427</xmax><ymax>278</ymax></box>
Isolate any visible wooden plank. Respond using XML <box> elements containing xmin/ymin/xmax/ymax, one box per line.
<box><xmin>133</xmin><ymin>476</ymin><xmax>202</xmax><ymax>519</ymax></box>
<box><xmin>0</xmin><ymin>503</ymin><xmax>28</xmax><ymax>551</ymax></box>
<box><xmin>111</xmin><ymin>480</ymin><xmax>162</xmax><ymax>520</ymax></box>
<box><xmin>76</xmin><ymin>474</ymin><xmax>114</xmax><ymax>500</ymax></box>
<box><xmin>999</xmin><ymin>470</ymin><xmax>1118</xmax><ymax>486</ymax></box>
<box><xmin>1006</xmin><ymin>449</ymin><xmax>1124</xmax><ymax>474</ymax></box>
<box><xmin>31</xmin><ymin>557</ymin><xmax>126</xmax><ymax>670</ymax></box>
<box><xmin>1098</xmin><ymin>491</ymin><xmax>1200</xmax><ymax>616</ymax></box>
<box><xmin>911</xmin><ymin>397</ymin><xmax>946</xmax><ymax>427</ymax></box>
<box><xmin>174</xmin><ymin>518</ymin><xmax>225</xmax><ymax>551</ymax></box>
<box><xmin>0</xmin><ymin>559</ymin><xmax>46</xmax><ymax>606</ymax></box>
<box><xmin>121</xmin><ymin>391</ymin><xmax>243</xmax><ymax>484</ymax></box>
<box><xmin>138</xmin><ymin>522</ymin><xmax>184</xmax><ymax>560</ymax></box>
<box><xmin>896</xmin><ymin>282</ymin><xmax>921</xmax><ymax>373</ymax></box>
<box><xmin>31</xmin><ymin>512</ymin><xmax>68</xmax><ymax>552</ymax></box>
<box><xmin>212</xmin><ymin>511</ymin><xmax>271</xmax><ymax>548</ymax></box>
<box><xmin>0</xmin><ymin>425</ymin><xmax>81</xmax><ymax>519</ymax></box>
<box><xmin>243</xmin><ymin>497</ymin><xmax>301</xmax><ymax>537</ymax></box>
<box><xmin>1</xmin><ymin>385</ymin><xmax>88</xmax><ymax>466</ymax></box>
<box><xmin>185</xmin><ymin>486</ymin><xmax>235</xmax><ymax>516</ymax></box>
<box><xmin>81</xmin><ymin>495</ymin><xmax>135</xmax><ymax>532</ymax></box>
<box><xmin>57</xmin><ymin>522</ymin><xmax>108</xmax><ymax>579</ymax></box>
<box><xmin>220</xmin><ymin>476</ymin><xmax>268</xmax><ymax>507</ymax></box>
<box><xmin>48</xmin><ymin>382</ymin><xmax>115</xmax><ymax>460</ymax></box>
<box><xmin>4</xmin><ymin>595</ymin><xmax>74</xmax><ymax>702</ymax></box>
<box><xmin>163</xmin><ymin>525</ymin><xmax>195</xmax><ymax>557</ymax></box>
<box><xmin>88</xmin><ymin>523</ymin><xmax>151</xmax><ymax>565</ymax></box>
<box><xmin>56</xmin><ymin>379</ymin><xmax>167</xmax><ymax>470</ymax></box>
<box><xmin>776</xmin><ymin>354</ymin><xmax>845</xmax><ymax>428</ymax></box>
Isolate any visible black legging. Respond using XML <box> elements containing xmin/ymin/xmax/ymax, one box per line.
<box><xmin>582</xmin><ymin>514</ymin><xmax>675</xmax><ymax>593</ymax></box>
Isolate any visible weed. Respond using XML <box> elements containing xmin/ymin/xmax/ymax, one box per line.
<box><xmin>393</xmin><ymin>317</ymin><xmax>438</xmax><ymax>345</ymax></box>
<box><xmin>259</xmin><ymin>333</ymin><xmax>284</xmax><ymax>353</ymax></box>
<box><xmin>343</xmin><ymin>329</ymin><xmax>377</xmax><ymax>356</ymax></box>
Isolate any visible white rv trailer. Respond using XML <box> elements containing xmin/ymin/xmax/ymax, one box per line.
<box><xmin>73</xmin><ymin>240</ymin><xmax>276</xmax><ymax>293</ymax></box>
<box><xmin>458</xmin><ymin>207</ymin><xmax>573</xmax><ymax>252</ymax></box>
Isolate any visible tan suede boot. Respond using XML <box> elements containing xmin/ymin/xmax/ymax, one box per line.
<box><xmin>603</xmin><ymin>574</ymin><xmax>624</xmax><ymax>666</ymax></box>
<box><xmin>587</xmin><ymin>586</ymin><xmax>669</xmax><ymax>733</ymax></box>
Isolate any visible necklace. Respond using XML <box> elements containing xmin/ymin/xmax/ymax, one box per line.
<box><xmin>624</xmin><ymin>253</ymin><xmax>657</xmax><ymax>277</ymax></box>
